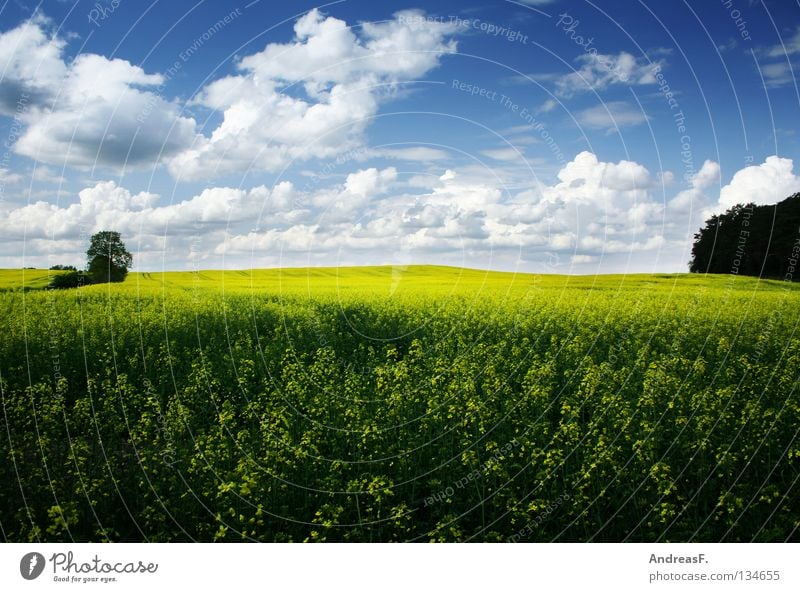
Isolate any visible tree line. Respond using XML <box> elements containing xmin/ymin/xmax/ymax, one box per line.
<box><xmin>689</xmin><ymin>193</ymin><xmax>800</xmax><ymax>279</ymax></box>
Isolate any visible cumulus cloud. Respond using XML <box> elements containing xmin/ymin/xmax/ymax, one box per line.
<box><xmin>214</xmin><ymin>151</ymin><xmax>672</xmax><ymax>267</ymax></box>
<box><xmin>719</xmin><ymin>156</ymin><xmax>800</xmax><ymax>208</ymax></box>
<box><xmin>310</xmin><ymin>166</ymin><xmax>398</xmax><ymax>222</ymax></box>
<box><xmin>240</xmin><ymin>9</ymin><xmax>457</xmax><ymax>88</ymax></box>
<box><xmin>556</xmin><ymin>51</ymin><xmax>663</xmax><ymax>97</ymax></box>
<box><xmin>170</xmin><ymin>9</ymin><xmax>458</xmax><ymax>180</ymax></box>
<box><xmin>2</xmin><ymin>153</ymin><xmax>705</xmax><ymax>271</ymax></box>
<box><xmin>343</xmin><ymin>167</ymin><xmax>398</xmax><ymax>197</ymax></box>
<box><xmin>668</xmin><ymin>160</ymin><xmax>720</xmax><ymax>212</ymax></box>
<box><xmin>0</xmin><ymin>179</ymin><xmax>282</xmax><ymax>241</ymax></box>
<box><xmin>0</xmin><ymin>14</ymin><xmax>66</xmax><ymax>114</ymax></box>
<box><xmin>219</xmin><ymin>165</ymin><xmax>500</xmax><ymax>257</ymax></box>
<box><xmin>523</xmin><ymin>151</ymin><xmax>665</xmax><ymax>246</ymax></box>
<box><xmin>659</xmin><ymin>170</ymin><xmax>676</xmax><ymax>186</ymax></box>
<box><xmin>553</xmin><ymin>151</ymin><xmax>652</xmax><ymax>198</ymax></box>
<box><xmin>0</xmin><ymin>18</ymin><xmax>196</xmax><ymax>169</ymax></box>
<box><xmin>0</xmin><ymin>9</ymin><xmax>456</xmax><ymax>178</ymax></box>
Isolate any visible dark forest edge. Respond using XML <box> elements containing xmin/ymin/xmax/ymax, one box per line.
<box><xmin>689</xmin><ymin>193</ymin><xmax>800</xmax><ymax>280</ymax></box>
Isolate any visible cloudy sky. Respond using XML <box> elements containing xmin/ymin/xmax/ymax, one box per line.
<box><xmin>0</xmin><ymin>0</ymin><xmax>799</xmax><ymax>273</ymax></box>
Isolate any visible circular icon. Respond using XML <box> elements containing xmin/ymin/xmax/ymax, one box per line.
<box><xmin>20</xmin><ymin>552</ymin><xmax>45</xmax><ymax>580</ymax></box>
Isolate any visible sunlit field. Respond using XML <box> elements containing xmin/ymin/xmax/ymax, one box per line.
<box><xmin>1</xmin><ymin>266</ymin><xmax>799</xmax><ymax>541</ymax></box>
<box><xmin>0</xmin><ymin>268</ymin><xmax>68</xmax><ymax>291</ymax></box>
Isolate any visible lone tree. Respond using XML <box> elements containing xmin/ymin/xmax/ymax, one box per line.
<box><xmin>86</xmin><ymin>231</ymin><xmax>132</xmax><ymax>283</ymax></box>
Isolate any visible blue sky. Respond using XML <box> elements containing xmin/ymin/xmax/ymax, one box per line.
<box><xmin>1</xmin><ymin>0</ymin><xmax>799</xmax><ymax>273</ymax></box>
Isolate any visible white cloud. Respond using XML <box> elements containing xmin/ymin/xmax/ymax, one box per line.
<box><xmin>761</xmin><ymin>62</ymin><xmax>795</xmax><ymax>88</ymax></box>
<box><xmin>0</xmin><ymin>10</ymin><xmax>457</xmax><ymax>179</ymax></box>
<box><xmin>481</xmin><ymin>147</ymin><xmax>524</xmax><ymax>162</ymax></box>
<box><xmin>0</xmin><ymin>167</ymin><xmax>23</xmax><ymax>185</ymax></box>
<box><xmin>571</xmin><ymin>254</ymin><xmax>598</xmax><ymax>264</ymax></box>
<box><xmin>170</xmin><ymin>9</ymin><xmax>458</xmax><ymax>180</ymax></box>
<box><xmin>0</xmin><ymin>19</ymin><xmax>195</xmax><ymax>169</ymax></box>
<box><xmin>217</xmin><ymin>151</ymin><xmax>672</xmax><ymax>266</ymax></box>
<box><xmin>31</xmin><ymin>166</ymin><xmax>65</xmax><ymax>185</ymax></box>
<box><xmin>554</xmin><ymin>151</ymin><xmax>652</xmax><ymax>196</ymax></box>
<box><xmin>311</xmin><ymin>166</ymin><xmax>398</xmax><ymax>222</ymax></box>
<box><xmin>755</xmin><ymin>27</ymin><xmax>800</xmax><ymax>88</ymax></box>
<box><xmin>505</xmin><ymin>134</ymin><xmax>539</xmax><ymax>146</ymax></box>
<box><xmin>576</xmin><ymin>101</ymin><xmax>647</xmax><ymax>130</ymax></box>
<box><xmin>344</xmin><ymin>166</ymin><xmax>398</xmax><ymax>197</ymax></box>
<box><xmin>0</xmin><ymin>19</ymin><xmax>196</xmax><ymax>170</ymax></box>
<box><xmin>659</xmin><ymin>170</ymin><xmax>676</xmax><ymax>186</ymax></box>
<box><xmin>719</xmin><ymin>156</ymin><xmax>800</xmax><ymax>208</ymax></box>
<box><xmin>764</xmin><ymin>26</ymin><xmax>800</xmax><ymax>58</ymax></box>
<box><xmin>537</xmin><ymin>98</ymin><xmax>558</xmax><ymax>113</ymax></box>
<box><xmin>218</xmin><ymin>224</ymin><xmax>322</xmax><ymax>255</ymax></box>
<box><xmin>508</xmin><ymin>151</ymin><xmax>669</xmax><ymax>255</ymax></box>
<box><xmin>668</xmin><ymin>160</ymin><xmax>720</xmax><ymax>211</ymax></box>
<box><xmin>1</xmin><ymin>153</ymin><xmax>703</xmax><ymax>272</ymax></box>
<box><xmin>376</xmin><ymin>146</ymin><xmax>450</xmax><ymax>161</ymax></box>
<box><xmin>555</xmin><ymin>51</ymin><xmax>663</xmax><ymax>97</ymax></box>
<box><xmin>239</xmin><ymin>9</ymin><xmax>457</xmax><ymax>89</ymax></box>
<box><xmin>758</xmin><ymin>61</ymin><xmax>796</xmax><ymax>88</ymax></box>
<box><xmin>691</xmin><ymin>160</ymin><xmax>721</xmax><ymax>188</ymax></box>
<box><xmin>0</xmin><ymin>15</ymin><xmax>67</xmax><ymax>115</ymax></box>
<box><xmin>0</xmin><ymin>179</ymin><xmax>280</xmax><ymax>241</ymax></box>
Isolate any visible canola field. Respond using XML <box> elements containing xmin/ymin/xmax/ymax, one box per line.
<box><xmin>1</xmin><ymin>266</ymin><xmax>799</xmax><ymax>542</ymax></box>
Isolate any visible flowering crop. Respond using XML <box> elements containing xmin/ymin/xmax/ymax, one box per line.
<box><xmin>1</xmin><ymin>266</ymin><xmax>798</xmax><ymax>541</ymax></box>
